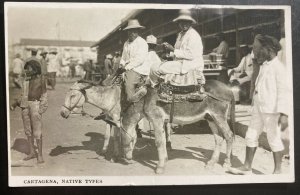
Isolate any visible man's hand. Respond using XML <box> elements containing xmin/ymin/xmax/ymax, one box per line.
<box><xmin>278</xmin><ymin>113</ymin><xmax>288</xmax><ymax>131</ymax></box>
<box><xmin>228</xmin><ymin>69</ymin><xmax>235</xmax><ymax>78</ymax></box>
<box><xmin>230</xmin><ymin>79</ymin><xmax>240</xmax><ymax>86</ymax></box>
<box><xmin>163</xmin><ymin>42</ymin><xmax>174</xmax><ymax>52</ymax></box>
<box><xmin>115</xmin><ymin>67</ymin><xmax>126</xmax><ymax>75</ymax></box>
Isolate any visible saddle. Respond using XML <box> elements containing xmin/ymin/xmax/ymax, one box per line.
<box><xmin>158</xmin><ymin>82</ymin><xmax>206</xmax><ymax>103</ymax></box>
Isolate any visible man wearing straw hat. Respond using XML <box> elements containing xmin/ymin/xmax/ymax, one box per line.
<box><xmin>149</xmin><ymin>9</ymin><xmax>205</xmax><ymax>93</ymax></box>
<box><xmin>119</xmin><ymin>19</ymin><xmax>149</xmax><ymax>103</ymax></box>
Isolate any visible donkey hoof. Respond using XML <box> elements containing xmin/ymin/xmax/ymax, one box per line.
<box><xmin>155</xmin><ymin>166</ymin><xmax>165</xmax><ymax>174</ymax></box>
<box><xmin>205</xmin><ymin>160</ymin><xmax>216</xmax><ymax>170</ymax></box>
<box><xmin>223</xmin><ymin>161</ymin><xmax>231</xmax><ymax>169</ymax></box>
<box><xmin>99</xmin><ymin>149</ymin><xmax>107</xmax><ymax>156</ymax></box>
<box><xmin>166</xmin><ymin>142</ymin><xmax>172</xmax><ymax>151</ymax></box>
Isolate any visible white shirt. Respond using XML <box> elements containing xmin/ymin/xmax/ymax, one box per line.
<box><xmin>142</xmin><ymin>51</ymin><xmax>161</xmax><ymax>75</ymax></box>
<box><xmin>173</xmin><ymin>27</ymin><xmax>204</xmax><ymax>73</ymax></box>
<box><xmin>120</xmin><ymin>36</ymin><xmax>149</xmax><ymax>75</ymax></box>
<box><xmin>47</xmin><ymin>54</ymin><xmax>59</xmax><ymax>72</ymax></box>
<box><xmin>12</xmin><ymin>58</ymin><xmax>24</xmax><ymax>74</ymax></box>
<box><xmin>233</xmin><ymin>53</ymin><xmax>253</xmax><ymax>83</ymax></box>
<box><xmin>254</xmin><ymin>56</ymin><xmax>290</xmax><ymax>115</ymax></box>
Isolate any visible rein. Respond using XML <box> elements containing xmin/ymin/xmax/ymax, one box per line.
<box><xmin>62</xmin><ymin>84</ymin><xmax>93</xmax><ymax>112</ymax></box>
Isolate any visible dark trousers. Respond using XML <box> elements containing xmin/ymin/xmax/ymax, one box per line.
<box><xmin>47</xmin><ymin>72</ymin><xmax>56</xmax><ymax>89</ymax></box>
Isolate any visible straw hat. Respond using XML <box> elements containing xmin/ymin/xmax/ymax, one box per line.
<box><xmin>106</xmin><ymin>54</ymin><xmax>113</xmax><ymax>59</ymax></box>
<box><xmin>146</xmin><ymin>35</ymin><xmax>157</xmax><ymax>45</ymax></box>
<box><xmin>173</xmin><ymin>9</ymin><xmax>196</xmax><ymax>24</ymax></box>
<box><xmin>40</xmin><ymin>51</ymin><xmax>48</xmax><ymax>56</ymax></box>
<box><xmin>123</xmin><ymin>19</ymin><xmax>145</xmax><ymax>30</ymax></box>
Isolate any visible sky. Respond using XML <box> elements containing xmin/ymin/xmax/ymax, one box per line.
<box><xmin>6</xmin><ymin>5</ymin><xmax>133</xmax><ymax>45</ymax></box>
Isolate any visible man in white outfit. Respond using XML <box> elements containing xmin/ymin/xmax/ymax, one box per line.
<box><xmin>229</xmin><ymin>35</ymin><xmax>290</xmax><ymax>175</ymax></box>
<box><xmin>150</xmin><ymin>9</ymin><xmax>205</xmax><ymax>92</ymax></box>
<box><xmin>228</xmin><ymin>45</ymin><xmax>253</xmax><ymax>85</ymax></box>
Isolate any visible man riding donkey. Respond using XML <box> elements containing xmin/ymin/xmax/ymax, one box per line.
<box><xmin>149</xmin><ymin>9</ymin><xmax>206</xmax><ymax>96</ymax></box>
<box><xmin>94</xmin><ymin>19</ymin><xmax>161</xmax><ymax>136</ymax></box>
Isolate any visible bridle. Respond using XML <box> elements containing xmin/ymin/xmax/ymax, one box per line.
<box><xmin>62</xmin><ymin>85</ymin><xmax>92</xmax><ymax>112</ymax></box>
<box><xmin>63</xmin><ymin>82</ymin><xmax>137</xmax><ymax>148</ymax></box>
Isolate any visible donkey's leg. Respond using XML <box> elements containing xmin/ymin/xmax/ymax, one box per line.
<box><xmin>101</xmin><ymin>123</ymin><xmax>111</xmax><ymax>155</ymax></box>
<box><xmin>152</xmin><ymin>119</ymin><xmax>168</xmax><ymax>174</ymax></box>
<box><xmin>217</xmin><ymin>119</ymin><xmax>234</xmax><ymax>168</ymax></box>
<box><xmin>111</xmin><ymin>126</ymin><xmax>121</xmax><ymax>162</ymax></box>
<box><xmin>206</xmin><ymin>119</ymin><xmax>224</xmax><ymax>169</ymax></box>
<box><xmin>211</xmin><ymin>115</ymin><xmax>234</xmax><ymax>168</ymax></box>
<box><xmin>165</xmin><ymin>122</ymin><xmax>172</xmax><ymax>151</ymax></box>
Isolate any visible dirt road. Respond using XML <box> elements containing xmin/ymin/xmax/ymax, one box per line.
<box><xmin>9</xmin><ymin>80</ymin><xmax>290</xmax><ymax>176</ymax></box>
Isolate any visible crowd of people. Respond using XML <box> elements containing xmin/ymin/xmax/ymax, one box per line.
<box><xmin>10</xmin><ymin>9</ymin><xmax>290</xmax><ymax>175</ymax></box>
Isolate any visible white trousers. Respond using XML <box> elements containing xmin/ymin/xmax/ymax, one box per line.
<box><xmin>245</xmin><ymin>95</ymin><xmax>284</xmax><ymax>152</ymax></box>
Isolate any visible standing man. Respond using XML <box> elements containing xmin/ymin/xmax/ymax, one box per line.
<box><xmin>12</xmin><ymin>53</ymin><xmax>24</xmax><ymax>88</ymax></box>
<box><xmin>40</xmin><ymin>51</ymin><xmax>48</xmax><ymax>82</ymax></box>
<box><xmin>21</xmin><ymin>48</ymin><xmax>48</xmax><ymax>163</ymax></box>
<box><xmin>104</xmin><ymin>54</ymin><xmax>113</xmax><ymax>77</ymax></box>
<box><xmin>47</xmin><ymin>50</ymin><xmax>59</xmax><ymax>90</ymax></box>
<box><xmin>112</xmin><ymin>51</ymin><xmax>121</xmax><ymax>75</ymax></box>
<box><xmin>150</xmin><ymin>9</ymin><xmax>205</xmax><ymax>92</ymax></box>
<box><xmin>83</xmin><ymin>58</ymin><xmax>93</xmax><ymax>80</ymax></box>
<box><xmin>228</xmin><ymin>35</ymin><xmax>290</xmax><ymax>175</ymax></box>
<box><xmin>119</xmin><ymin>19</ymin><xmax>149</xmax><ymax>103</ymax></box>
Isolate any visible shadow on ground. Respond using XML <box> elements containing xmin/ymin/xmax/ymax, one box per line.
<box><xmin>11</xmin><ymin>138</ymin><xmax>31</xmax><ymax>155</ymax></box>
<box><xmin>49</xmin><ymin>132</ymin><xmax>117</xmax><ymax>160</ymax></box>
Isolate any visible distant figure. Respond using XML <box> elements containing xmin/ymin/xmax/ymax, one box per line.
<box><xmin>47</xmin><ymin>51</ymin><xmax>59</xmax><ymax>90</ymax></box>
<box><xmin>210</xmin><ymin>32</ymin><xmax>229</xmax><ymax>59</ymax></box>
<box><xmin>228</xmin><ymin>45</ymin><xmax>253</xmax><ymax>85</ymax></box>
<box><xmin>112</xmin><ymin>51</ymin><xmax>121</xmax><ymax>74</ymax></box>
<box><xmin>12</xmin><ymin>53</ymin><xmax>24</xmax><ymax>88</ymax></box>
<box><xmin>21</xmin><ymin>48</ymin><xmax>48</xmax><ymax>164</ymax></box>
<box><xmin>40</xmin><ymin>51</ymin><xmax>48</xmax><ymax>82</ymax></box>
<box><xmin>104</xmin><ymin>54</ymin><xmax>113</xmax><ymax>77</ymax></box>
<box><xmin>69</xmin><ymin>58</ymin><xmax>77</xmax><ymax>78</ymax></box>
<box><xmin>61</xmin><ymin>51</ymin><xmax>71</xmax><ymax>79</ymax></box>
<box><xmin>83</xmin><ymin>59</ymin><xmax>93</xmax><ymax>80</ymax></box>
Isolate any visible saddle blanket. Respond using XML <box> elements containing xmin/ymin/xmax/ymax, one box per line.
<box><xmin>158</xmin><ymin>82</ymin><xmax>206</xmax><ymax>103</ymax></box>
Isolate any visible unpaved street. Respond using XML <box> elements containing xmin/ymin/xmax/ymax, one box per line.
<box><xmin>9</xmin><ymin>80</ymin><xmax>290</xmax><ymax>176</ymax></box>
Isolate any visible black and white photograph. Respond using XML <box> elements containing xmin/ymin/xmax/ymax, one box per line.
<box><xmin>5</xmin><ymin>2</ymin><xmax>294</xmax><ymax>186</ymax></box>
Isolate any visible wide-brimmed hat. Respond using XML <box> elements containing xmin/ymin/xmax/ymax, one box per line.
<box><xmin>30</xmin><ymin>48</ymin><xmax>38</xmax><ymax>52</ymax></box>
<box><xmin>146</xmin><ymin>35</ymin><xmax>157</xmax><ymax>45</ymax></box>
<box><xmin>123</xmin><ymin>19</ymin><xmax>145</xmax><ymax>31</ymax></box>
<box><xmin>106</xmin><ymin>54</ymin><xmax>113</xmax><ymax>59</ymax></box>
<box><xmin>49</xmin><ymin>48</ymin><xmax>58</xmax><ymax>55</ymax></box>
<box><xmin>40</xmin><ymin>51</ymin><xmax>48</xmax><ymax>56</ymax></box>
<box><xmin>173</xmin><ymin>9</ymin><xmax>196</xmax><ymax>24</ymax></box>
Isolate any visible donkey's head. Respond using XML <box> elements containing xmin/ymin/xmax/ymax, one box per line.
<box><xmin>60</xmin><ymin>82</ymin><xmax>90</xmax><ymax>118</ymax></box>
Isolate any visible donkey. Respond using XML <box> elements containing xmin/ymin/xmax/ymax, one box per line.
<box><xmin>60</xmin><ymin>82</ymin><xmax>122</xmax><ymax>157</ymax></box>
<box><xmin>61</xmin><ymin>79</ymin><xmax>235</xmax><ymax>174</ymax></box>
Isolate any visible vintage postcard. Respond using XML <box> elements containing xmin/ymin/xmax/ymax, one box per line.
<box><xmin>5</xmin><ymin>2</ymin><xmax>294</xmax><ymax>186</ymax></box>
